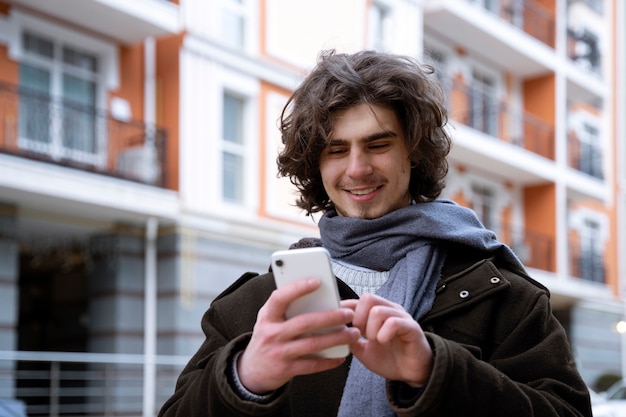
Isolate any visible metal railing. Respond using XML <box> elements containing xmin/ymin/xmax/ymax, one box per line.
<box><xmin>567</xmin><ymin>132</ymin><xmax>604</xmax><ymax>179</ymax></box>
<box><xmin>0</xmin><ymin>81</ymin><xmax>168</xmax><ymax>188</ymax></box>
<box><xmin>444</xmin><ymin>78</ymin><xmax>555</xmax><ymax>160</ymax></box>
<box><xmin>470</xmin><ymin>0</ymin><xmax>555</xmax><ymax>47</ymax></box>
<box><xmin>497</xmin><ymin>223</ymin><xmax>555</xmax><ymax>272</ymax></box>
<box><xmin>445</xmin><ymin>78</ymin><xmax>502</xmax><ymax>137</ymax></box>
<box><xmin>0</xmin><ymin>350</ymin><xmax>188</xmax><ymax>417</ymax></box>
<box><xmin>570</xmin><ymin>249</ymin><xmax>606</xmax><ymax>284</ymax></box>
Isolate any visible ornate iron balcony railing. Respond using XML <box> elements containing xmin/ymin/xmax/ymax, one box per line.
<box><xmin>0</xmin><ymin>81</ymin><xmax>168</xmax><ymax>188</ymax></box>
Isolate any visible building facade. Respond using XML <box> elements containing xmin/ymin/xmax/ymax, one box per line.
<box><xmin>0</xmin><ymin>0</ymin><xmax>623</xmax><ymax>415</ymax></box>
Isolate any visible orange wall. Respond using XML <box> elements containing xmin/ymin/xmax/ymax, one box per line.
<box><xmin>450</xmin><ymin>189</ymin><xmax>470</xmax><ymax>209</ymax></box>
<box><xmin>112</xmin><ymin>44</ymin><xmax>145</xmax><ymax>120</ymax></box>
<box><xmin>156</xmin><ymin>34</ymin><xmax>183</xmax><ymax>192</ymax></box>
<box><xmin>535</xmin><ymin>0</ymin><xmax>555</xmax><ymax>14</ymax></box>
<box><xmin>524</xmin><ymin>183</ymin><xmax>556</xmax><ymax>272</ymax></box>
<box><xmin>524</xmin><ymin>184</ymin><xmax>555</xmax><ymax>232</ymax></box>
<box><xmin>0</xmin><ymin>44</ymin><xmax>17</xmax><ymax>83</ymax></box>
<box><xmin>608</xmin><ymin>0</ymin><xmax>619</xmax><ymax>295</ymax></box>
<box><xmin>0</xmin><ymin>44</ymin><xmax>18</xmax><ymax>151</ymax></box>
<box><xmin>523</xmin><ymin>74</ymin><xmax>555</xmax><ymax>125</ymax></box>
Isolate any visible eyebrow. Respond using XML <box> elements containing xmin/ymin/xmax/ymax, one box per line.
<box><xmin>327</xmin><ymin>129</ymin><xmax>398</xmax><ymax>146</ymax></box>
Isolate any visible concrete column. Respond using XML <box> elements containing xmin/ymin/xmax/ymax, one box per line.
<box><xmin>88</xmin><ymin>226</ymin><xmax>146</xmax><ymax>415</ymax></box>
<box><xmin>0</xmin><ymin>204</ymin><xmax>19</xmax><ymax>398</ymax></box>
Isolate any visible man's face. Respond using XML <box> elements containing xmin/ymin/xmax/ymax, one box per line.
<box><xmin>319</xmin><ymin>103</ymin><xmax>412</xmax><ymax>219</ymax></box>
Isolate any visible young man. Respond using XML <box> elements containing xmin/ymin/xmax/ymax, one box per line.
<box><xmin>159</xmin><ymin>50</ymin><xmax>592</xmax><ymax>416</ymax></box>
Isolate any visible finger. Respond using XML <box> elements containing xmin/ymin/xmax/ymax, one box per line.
<box><xmin>286</xmin><ymin>326</ymin><xmax>360</xmax><ymax>357</ymax></box>
<box><xmin>348</xmin><ymin>336</ymin><xmax>368</xmax><ymax>357</ymax></box>
<box><xmin>376</xmin><ymin>316</ymin><xmax>418</xmax><ymax>344</ymax></box>
<box><xmin>262</xmin><ymin>278</ymin><xmax>321</xmax><ymax>321</ymax></box>
<box><xmin>275</xmin><ymin>355</ymin><xmax>347</xmax><ymax>378</ymax></box>
<box><xmin>352</xmin><ymin>293</ymin><xmax>399</xmax><ymax>329</ymax></box>
<box><xmin>364</xmin><ymin>305</ymin><xmax>405</xmax><ymax>340</ymax></box>
<box><xmin>340</xmin><ymin>299</ymin><xmax>358</xmax><ymax>311</ymax></box>
<box><xmin>281</xmin><ymin>308</ymin><xmax>354</xmax><ymax>340</ymax></box>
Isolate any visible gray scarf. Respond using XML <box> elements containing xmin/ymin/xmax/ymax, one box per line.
<box><xmin>317</xmin><ymin>200</ymin><xmax>523</xmax><ymax>417</ymax></box>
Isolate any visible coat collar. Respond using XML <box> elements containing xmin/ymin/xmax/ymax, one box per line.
<box><xmin>336</xmin><ymin>256</ymin><xmax>512</xmax><ymax>323</ymax></box>
<box><xmin>422</xmin><ymin>258</ymin><xmax>511</xmax><ymax>322</ymax></box>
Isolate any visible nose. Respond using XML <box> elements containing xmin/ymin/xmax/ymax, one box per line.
<box><xmin>345</xmin><ymin>149</ymin><xmax>373</xmax><ymax>178</ymax></box>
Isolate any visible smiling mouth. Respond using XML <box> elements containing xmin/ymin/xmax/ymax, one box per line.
<box><xmin>348</xmin><ymin>187</ymin><xmax>379</xmax><ymax>196</ymax></box>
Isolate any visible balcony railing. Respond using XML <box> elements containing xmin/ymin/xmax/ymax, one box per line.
<box><xmin>470</xmin><ymin>0</ymin><xmax>555</xmax><ymax>47</ymax></box>
<box><xmin>567</xmin><ymin>132</ymin><xmax>604</xmax><ymax>179</ymax></box>
<box><xmin>445</xmin><ymin>78</ymin><xmax>555</xmax><ymax>160</ymax></box>
<box><xmin>0</xmin><ymin>81</ymin><xmax>168</xmax><ymax>188</ymax></box>
<box><xmin>570</xmin><ymin>248</ymin><xmax>606</xmax><ymax>283</ymax></box>
<box><xmin>498</xmin><ymin>223</ymin><xmax>555</xmax><ymax>272</ymax></box>
<box><xmin>0</xmin><ymin>350</ymin><xmax>186</xmax><ymax>417</ymax></box>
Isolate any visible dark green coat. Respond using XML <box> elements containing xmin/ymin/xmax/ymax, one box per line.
<box><xmin>158</xmin><ymin>247</ymin><xmax>592</xmax><ymax>417</ymax></box>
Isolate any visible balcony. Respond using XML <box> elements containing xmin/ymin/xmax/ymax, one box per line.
<box><xmin>568</xmin><ymin>132</ymin><xmax>603</xmax><ymax>180</ymax></box>
<box><xmin>500</xmin><ymin>223</ymin><xmax>555</xmax><ymax>272</ymax></box>
<box><xmin>445</xmin><ymin>78</ymin><xmax>555</xmax><ymax>160</ymax></box>
<box><xmin>499</xmin><ymin>0</ymin><xmax>555</xmax><ymax>47</ymax></box>
<box><xmin>424</xmin><ymin>0</ymin><xmax>555</xmax><ymax>78</ymax></box>
<box><xmin>570</xmin><ymin>248</ymin><xmax>606</xmax><ymax>284</ymax></box>
<box><xmin>7</xmin><ymin>0</ymin><xmax>180</xmax><ymax>44</ymax></box>
<box><xmin>0</xmin><ymin>81</ymin><xmax>168</xmax><ymax>188</ymax></box>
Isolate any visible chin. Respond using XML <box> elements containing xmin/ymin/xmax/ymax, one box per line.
<box><xmin>342</xmin><ymin>207</ymin><xmax>388</xmax><ymax>219</ymax></box>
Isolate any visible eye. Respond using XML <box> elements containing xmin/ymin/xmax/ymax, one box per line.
<box><xmin>368</xmin><ymin>141</ymin><xmax>391</xmax><ymax>151</ymax></box>
<box><xmin>326</xmin><ymin>146</ymin><xmax>347</xmax><ymax>155</ymax></box>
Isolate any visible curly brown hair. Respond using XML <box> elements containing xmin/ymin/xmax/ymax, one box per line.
<box><xmin>277</xmin><ymin>50</ymin><xmax>451</xmax><ymax>215</ymax></box>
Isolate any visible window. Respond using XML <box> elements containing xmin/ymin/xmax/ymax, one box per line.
<box><xmin>578</xmin><ymin>121</ymin><xmax>603</xmax><ymax>179</ymax></box>
<box><xmin>571</xmin><ymin>28</ymin><xmax>601</xmax><ymax>73</ymax></box>
<box><xmin>502</xmin><ymin>0</ymin><xmax>524</xmax><ymax>27</ymax></box>
<box><xmin>579</xmin><ymin>219</ymin><xmax>604</xmax><ymax>283</ymax></box>
<box><xmin>18</xmin><ymin>31</ymin><xmax>100</xmax><ymax>162</ymax></box>
<box><xmin>222</xmin><ymin>92</ymin><xmax>246</xmax><ymax>203</ymax></box>
<box><xmin>586</xmin><ymin>0</ymin><xmax>603</xmax><ymax>14</ymax></box>
<box><xmin>471</xmin><ymin>183</ymin><xmax>496</xmax><ymax>230</ymax></box>
<box><xmin>470</xmin><ymin>70</ymin><xmax>499</xmax><ymax>137</ymax></box>
<box><xmin>471</xmin><ymin>0</ymin><xmax>500</xmax><ymax>13</ymax></box>
<box><xmin>368</xmin><ymin>2</ymin><xmax>391</xmax><ymax>51</ymax></box>
<box><xmin>220</xmin><ymin>0</ymin><xmax>247</xmax><ymax>50</ymax></box>
<box><xmin>569</xmin><ymin>0</ymin><xmax>604</xmax><ymax>15</ymax></box>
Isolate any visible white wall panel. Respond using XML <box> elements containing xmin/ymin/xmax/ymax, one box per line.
<box><xmin>266</xmin><ymin>0</ymin><xmax>366</xmax><ymax>69</ymax></box>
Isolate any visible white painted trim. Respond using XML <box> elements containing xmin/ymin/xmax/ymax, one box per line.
<box><xmin>7</xmin><ymin>10</ymin><xmax>119</xmax><ymax>90</ymax></box>
<box><xmin>0</xmin><ymin>153</ymin><xmax>179</xmax><ymax>222</ymax></box>
<box><xmin>142</xmin><ymin>216</ymin><xmax>158</xmax><ymax>417</ymax></box>
<box><xmin>569</xmin><ymin>207</ymin><xmax>610</xmax><ymax>247</ymax></box>
<box><xmin>183</xmin><ymin>34</ymin><xmax>302</xmax><ymax>91</ymax></box>
<box><xmin>97</xmin><ymin>0</ymin><xmax>181</xmax><ymax>33</ymax></box>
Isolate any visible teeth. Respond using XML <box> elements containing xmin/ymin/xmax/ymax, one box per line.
<box><xmin>350</xmin><ymin>188</ymin><xmax>376</xmax><ymax>195</ymax></box>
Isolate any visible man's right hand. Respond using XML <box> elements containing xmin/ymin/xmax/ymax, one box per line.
<box><xmin>237</xmin><ymin>278</ymin><xmax>360</xmax><ymax>394</ymax></box>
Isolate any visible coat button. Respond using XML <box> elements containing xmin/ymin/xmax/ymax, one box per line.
<box><xmin>490</xmin><ymin>277</ymin><xmax>501</xmax><ymax>284</ymax></box>
<box><xmin>459</xmin><ymin>290</ymin><xmax>470</xmax><ymax>298</ymax></box>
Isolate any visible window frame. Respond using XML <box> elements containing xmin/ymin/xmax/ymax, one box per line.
<box><xmin>221</xmin><ymin>91</ymin><xmax>247</xmax><ymax>204</ymax></box>
<box><xmin>569</xmin><ymin>207</ymin><xmax>609</xmax><ymax>283</ymax></box>
<box><xmin>217</xmin><ymin>0</ymin><xmax>258</xmax><ymax>53</ymax></box>
<box><xmin>214</xmin><ymin>69</ymin><xmax>259</xmax><ymax>212</ymax></box>
<box><xmin>6</xmin><ymin>11</ymin><xmax>118</xmax><ymax>167</ymax></box>
<box><xmin>569</xmin><ymin>109</ymin><xmax>604</xmax><ymax>179</ymax></box>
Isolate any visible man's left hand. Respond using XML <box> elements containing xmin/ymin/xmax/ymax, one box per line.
<box><xmin>341</xmin><ymin>294</ymin><xmax>433</xmax><ymax>387</ymax></box>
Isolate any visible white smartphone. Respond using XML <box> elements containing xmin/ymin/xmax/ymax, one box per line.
<box><xmin>271</xmin><ymin>247</ymin><xmax>349</xmax><ymax>358</ymax></box>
